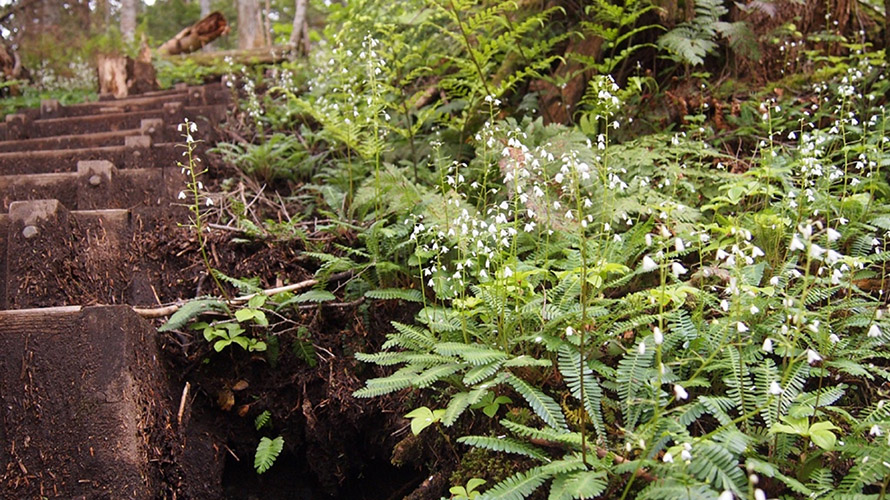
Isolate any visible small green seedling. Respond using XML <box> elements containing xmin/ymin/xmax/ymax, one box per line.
<box><xmin>770</xmin><ymin>415</ymin><xmax>840</xmax><ymax>450</ymax></box>
<box><xmin>405</xmin><ymin>406</ymin><xmax>445</xmax><ymax>435</ymax></box>
<box><xmin>471</xmin><ymin>392</ymin><xmax>512</xmax><ymax>418</ymax></box>
<box><xmin>450</xmin><ymin>478</ymin><xmax>485</xmax><ymax>499</ymax></box>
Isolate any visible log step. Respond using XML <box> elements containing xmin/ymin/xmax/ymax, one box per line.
<box><xmin>0</xmin><ymin>199</ymin><xmax>186</xmax><ymax>309</ymax></box>
<box><xmin>0</xmin><ymin>140</ymin><xmax>187</xmax><ymax>175</ymax></box>
<box><xmin>1</xmin><ymin>103</ymin><xmax>227</xmax><ymax>141</ymax></box>
<box><xmin>0</xmin><ymin>305</ymin><xmax>174</xmax><ymax>499</ymax></box>
<box><xmin>0</xmin><ymin>160</ymin><xmax>185</xmax><ymax>211</ymax></box>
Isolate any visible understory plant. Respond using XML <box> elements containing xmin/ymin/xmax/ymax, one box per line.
<box><xmin>188</xmin><ymin>1</ymin><xmax>890</xmax><ymax>498</ymax></box>
<box><xmin>352</xmin><ymin>51</ymin><xmax>890</xmax><ymax>499</ymax></box>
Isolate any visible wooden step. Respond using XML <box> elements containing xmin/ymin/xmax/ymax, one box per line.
<box><xmin>26</xmin><ymin>82</ymin><xmax>228</xmax><ymax>120</ymax></box>
<box><xmin>0</xmin><ymin>305</ymin><xmax>176</xmax><ymax>498</ymax></box>
<box><xmin>0</xmin><ymin>139</ymin><xmax>189</xmax><ymax>175</ymax></box>
<box><xmin>1</xmin><ymin>103</ymin><xmax>228</xmax><ymax>141</ymax></box>
<box><xmin>0</xmin><ymin>160</ymin><xmax>185</xmax><ymax>211</ymax></box>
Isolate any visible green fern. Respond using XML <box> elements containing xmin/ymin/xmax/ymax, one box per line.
<box><xmin>159</xmin><ymin>298</ymin><xmax>228</xmax><ymax>332</ymax></box>
<box><xmin>456</xmin><ymin>435</ymin><xmax>549</xmax><ymax>461</ymax></box>
<box><xmin>557</xmin><ymin>345</ymin><xmax>606</xmax><ymax>439</ymax></box>
<box><xmin>254</xmin><ymin>410</ymin><xmax>271</xmax><ymax>431</ymax></box>
<box><xmin>254</xmin><ymin>436</ymin><xmax>284</xmax><ymax>474</ymax></box>
<box><xmin>364</xmin><ymin>288</ymin><xmax>424</xmax><ymax>302</ymax></box>
<box><xmin>505</xmin><ymin>373</ymin><xmax>568</xmax><ymax>431</ymax></box>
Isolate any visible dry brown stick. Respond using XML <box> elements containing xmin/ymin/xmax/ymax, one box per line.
<box><xmin>177</xmin><ymin>382</ymin><xmax>191</xmax><ymax>426</ymax></box>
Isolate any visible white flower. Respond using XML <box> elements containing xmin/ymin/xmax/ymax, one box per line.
<box><xmin>769</xmin><ymin>381</ymin><xmax>783</xmax><ymax>395</ymax></box>
<box><xmin>675</xmin><ymin>238</ymin><xmax>686</xmax><ymax>252</ymax></box>
<box><xmin>762</xmin><ymin>338</ymin><xmax>773</xmax><ymax>352</ymax></box>
<box><xmin>653</xmin><ymin>327</ymin><xmax>664</xmax><ymax>345</ymax></box>
<box><xmin>790</xmin><ymin>235</ymin><xmax>806</xmax><ymax>252</ymax></box>
<box><xmin>770</xmin><ymin>276</ymin><xmax>780</xmax><ymax>286</ymax></box>
<box><xmin>641</xmin><ymin>256</ymin><xmax>658</xmax><ymax>272</ymax></box>
<box><xmin>827</xmin><ymin>227</ymin><xmax>841</xmax><ymax>242</ymax></box>
<box><xmin>638</xmin><ymin>341</ymin><xmax>646</xmax><ymax>355</ymax></box>
<box><xmin>177</xmin><ymin>191</ymin><xmax>187</xmax><ymax>200</ymax></box>
<box><xmin>673</xmin><ymin>384</ymin><xmax>689</xmax><ymax>400</ymax></box>
<box><xmin>718</xmin><ymin>491</ymin><xmax>734</xmax><ymax>500</ymax></box>
<box><xmin>565</xmin><ymin>326</ymin><xmax>574</xmax><ymax>337</ymax></box>
<box><xmin>662</xmin><ymin>452</ymin><xmax>674</xmax><ymax>463</ymax></box>
<box><xmin>751</xmin><ymin>246</ymin><xmax>765</xmax><ymax>258</ymax></box>
<box><xmin>737</xmin><ymin>322</ymin><xmax>749</xmax><ymax>333</ymax></box>
<box><xmin>680</xmin><ymin>448</ymin><xmax>692</xmax><ymax>461</ymax></box>
<box><xmin>205</xmin><ymin>197</ymin><xmax>214</xmax><ymax>206</ymax></box>
<box><xmin>829</xmin><ymin>333</ymin><xmax>840</xmax><ymax>343</ymax></box>
<box><xmin>503</xmin><ymin>266</ymin><xmax>513</xmax><ymax>278</ymax></box>
<box><xmin>750</xmin><ymin>305</ymin><xmax>760</xmax><ymax>314</ymax></box>
<box><xmin>755</xmin><ymin>488</ymin><xmax>766</xmax><ymax>500</ymax></box>
<box><xmin>806</xmin><ymin>349</ymin><xmax>822</xmax><ymax>365</ymax></box>
<box><xmin>645</xmin><ymin>233</ymin><xmax>653</xmax><ymax>247</ymax></box>
<box><xmin>671</xmin><ymin>262</ymin><xmax>688</xmax><ymax>277</ymax></box>
<box><xmin>809</xmin><ymin>243</ymin><xmax>825</xmax><ymax>260</ymax></box>
<box><xmin>720</xmin><ymin>300</ymin><xmax>730</xmax><ymax>312</ymax></box>
<box><xmin>868</xmin><ymin>324</ymin><xmax>882</xmax><ymax>338</ymax></box>
<box><xmin>869</xmin><ymin>424</ymin><xmax>882</xmax><ymax>436</ymax></box>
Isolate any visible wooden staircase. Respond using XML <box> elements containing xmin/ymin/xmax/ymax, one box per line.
<box><xmin>0</xmin><ymin>83</ymin><xmax>231</xmax><ymax>498</ymax></box>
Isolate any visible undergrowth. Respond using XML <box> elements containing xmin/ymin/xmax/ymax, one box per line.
<box><xmin>174</xmin><ymin>1</ymin><xmax>890</xmax><ymax>498</ymax></box>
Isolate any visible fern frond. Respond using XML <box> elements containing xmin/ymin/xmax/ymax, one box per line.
<box><xmin>463</xmin><ymin>361</ymin><xmax>505</xmax><ymax>385</ymax></box>
<box><xmin>557</xmin><ymin>346</ymin><xmax>606</xmax><ymax>439</ymax></box>
<box><xmin>480</xmin><ymin>466</ymin><xmax>551</xmax><ymax>500</ymax></box>
<box><xmin>547</xmin><ymin>469</ymin><xmax>608</xmax><ymax>500</ymax></box>
<box><xmin>353</xmin><ymin>366</ymin><xmax>419</xmax><ymax>398</ymax></box>
<box><xmin>365</xmin><ymin>288</ymin><xmax>424</xmax><ymax>302</ymax></box>
<box><xmin>254</xmin><ymin>436</ymin><xmax>284</xmax><ymax>474</ymax></box>
<box><xmin>435</xmin><ymin>342</ymin><xmax>509</xmax><ymax>365</ymax></box>
<box><xmin>505</xmin><ymin>373</ymin><xmax>568</xmax><ymax>431</ymax></box>
<box><xmin>457</xmin><ymin>435</ymin><xmax>549</xmax><ymax>461</ymax></box>
<box><xmin>686</xmin><ymin>441</ymin><xmax>746</xmax><ymax>494</ymax></box>
<box><xmin>159</xmin><ymin>298</ymin><xmax>228</xmax><ymax>332</ymax></box>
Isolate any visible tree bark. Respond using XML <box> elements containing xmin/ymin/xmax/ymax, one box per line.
<box><xmin>289</xmin><ymin>0</ymin><xmax>310</xmax><ymax>55</ymax></box>
<box><xmin>237</xmin><ymin>0</ymin><xmax>265</xmax><ymax>50</ymax></box>
<box><xmin>120</xmin><ymin>0</ymin><xmax>137</xmax><ymax>42</ymax></box>
<box><xmin>200</xmin><ymin>0</ymin><xmax>212</xmax><ymax>18</ymax></box>
<box><xmin>885</xmin><ymin>0</ymin><xmax>890</xmax><ymax>56</ymax></box>
<box><xmin>158</xmin><ymin>12</ymin><xmax>230</xmax><ymax>56</ymax></box>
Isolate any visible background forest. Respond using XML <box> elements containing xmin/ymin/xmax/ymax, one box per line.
<box><xmin>3</xmin><ymin>0</ymin><xmax>890</xmax><ymax>499</ymax></box>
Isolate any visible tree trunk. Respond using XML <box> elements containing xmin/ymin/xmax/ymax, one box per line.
<box><xmin>885</xmin><ymin>0</ymin><xmax>890</xmax><ymax>56</ymax></box>
<box><xmin>200</xmin><ymin>0</ymin><xmax>212</xmax><ymax>18</ymax></box>
<box><xmin>97</xmin><ymin>46</ymin><xmax>158</xmax><ymax>98</ymax></box>
<box><xmin>289</xmin><ymin>0</ymin><xmax>310</xmax><ymax>55</ymax></box>
<box><xmin>120</xmin><ymin>0</ymin><xmax>137</xmax><ymax>42</ymax></box>
<box><xmin>237</xmin><ymin>0</ymin><xmax>264</xmax><ymax>50</ymax></box>
<box><xmin>158</xmin><ymin>12</ymin><xmax>230</xmax><ymax>56</ymax></box>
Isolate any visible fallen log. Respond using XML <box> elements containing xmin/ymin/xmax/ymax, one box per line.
<box><xmin>161</xmin><ymin>46</ymin><xmax>290</xmax><ymax>66</ymax></box>
<box><xmin>158</xmin><ymin>11</ymin><xmax>230</xmax><ymax>56</ymax></box>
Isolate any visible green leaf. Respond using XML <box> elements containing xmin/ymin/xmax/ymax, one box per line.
<box><xmin>278</xmin><ymin>289</ymin><xmax>336</xmax><ymax>306</ymax></box>
<box><xmin>505</xmin><ymin>373</ymin><xmax>568</xmax><ymax>431</ymax></box>
<box><xmin>405</xmin><ymin>406</ymin><xmax>444</xmax><ymax>435</ymax></box>
<box><xmin>159</xmin><ymin>298</ymin><xmax>227</xmax><ymax>332</ymax></box>
<box><xmin>235</xmin><ymin>308</ymin><xmax>257</xmax><ymax>322</ymax></box>
<box><xmin>365</xmin><ymin>288</ymin><xmax>424</xmax><ymax>302</ymax></box>
<box><xmin>548</xmin><ymin>470</ymin><xmax>607</xmax><ymax>500</ymax></box>
<box><xmin>254</xmin><ymin>410</ymin><xmax>271</xmax><ymax>430</ymax></box>
<box><xmin>254</xmin><ymin>436</ymin><xmax>284</xmax><ymax>474</ymax></box>
<box><xmin>809</xmin><ymin>421</ymin><xmax>839</xmax><ymax>450</ymax></box>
